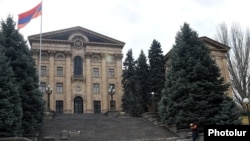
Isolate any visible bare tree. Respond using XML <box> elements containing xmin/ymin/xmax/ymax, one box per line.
<box><xmin>216</xmin><ymin>22</ymin><xmax>250</xmax><ymax>109</ymax></box>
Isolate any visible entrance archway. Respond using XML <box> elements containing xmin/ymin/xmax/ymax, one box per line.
<box><xmin>74</xmin><ymin>96</ymin><xmax>83</xmax><ymax>114</ymax></box>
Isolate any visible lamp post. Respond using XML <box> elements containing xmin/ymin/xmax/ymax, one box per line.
<box><xmin>108</xmin><ymin>85</ymin><xmax>115</xmax><ymax>111</ymax></box>
<box><xmin>45</xmin><ymin>85</ymin><xmax>52</xmax><ymax>111</ymax></box>
<box><xmin>243</xmin><ymin>97</ymin><xmax>250</xmax><ymax>125</ymax></box>
<box><xmin>151</xmin><ymin>92</ymin><xmax>155</xmax><ymax>112</ymax></box>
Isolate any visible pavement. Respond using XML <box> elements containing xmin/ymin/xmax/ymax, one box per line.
<box><xmin>38</xmin><ymin>113</ymin><xmax>179</xmax><ymax>141</ymax></box>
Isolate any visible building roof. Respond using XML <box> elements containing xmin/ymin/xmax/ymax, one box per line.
<box><xmin>28</xmin><ymin>26</ymin><xmax>125</xmax><ymax>48</ymax></box>
<box><xmin>164</xmin><ymin>36</ymin><xmax>230</xmax><ymax>60</ymax></box>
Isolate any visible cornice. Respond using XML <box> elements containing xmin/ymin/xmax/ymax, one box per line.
<box><xmin>29</xmin><ymin>39</ymin><xmax>72</xmax><ymax>45</ymax></box>
<box><xmin>85</xmin><ymin>42</ymin><xmax>124</xmax><ymax>48</ymax></box>
<box><xmin>30</xmin><ymin>39</ymin><xmax>124</xmax><ymax>48</ymax></box>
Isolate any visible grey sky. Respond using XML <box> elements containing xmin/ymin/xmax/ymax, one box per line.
<box><xmin>1</xmin><ymin>0</ymin><xmax>250</xmax><ymax>59</ymax></box>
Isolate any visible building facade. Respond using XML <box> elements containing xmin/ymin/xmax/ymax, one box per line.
<box><xmin>164</xmin><ymin>36</ymin><xmax>232</xmax><ymax>97</ymax></box>
<box><xmin>29</xmin><ymin>26</ymin><xmax>125</xmax><ymax>114</ymax></box>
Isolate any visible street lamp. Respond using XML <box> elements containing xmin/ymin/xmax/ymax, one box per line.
<box><xmin>151</xmin><ymin>92</ymin><xmax>155</xmax><ymax>112</ymax></box>
<box><xmin>45</xmin><ymin>85</ymin><xmax>52</xmax><ymax>111</ymax></box>
<box><xmin>108</xmin><ymin>85</ymin><xmax>115</xmax><ymax>111</ymax></box>
<box><xmin>243</xmin><ymin>97</ymin><xmax>250</xmax><ymax>125</ymax></box>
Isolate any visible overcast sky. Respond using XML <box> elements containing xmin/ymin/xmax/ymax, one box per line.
<box><xmin>1</xmin><ymin>0</ymin><xmax>250</xmax><ymax>59</ymax></box>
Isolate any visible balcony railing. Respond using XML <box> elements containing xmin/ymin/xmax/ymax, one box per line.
<box><xmin>71</xmin><ymin>75</ymin><xmax>85</xmax><ymax>82</ymax></box>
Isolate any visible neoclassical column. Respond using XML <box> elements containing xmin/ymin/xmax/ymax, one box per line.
<box><xmin>85</xmin><ymin>52</ymin><xmax>92</xmax><ymax>113</ymax></box>
<box><xmin>48</xmin><ymin>50</ymin><xmax>55</xmax><ymax>111</ymax></box>
<box><xmin>101</xmin><ymin>53</ymin><xmax>108</xmax><ymax>112</ymax></box>
<box><xmin>32</xmin><ymin>49</ymin><xmax>39</xmax><ymax>69</ymax></box>
<box><xmin>65</xmin><ymin>51</ymin><xmax>72</xmax><ymax>113</ymax></box>
<box><xmin>115</xmin><ymin>54</ymin><xmax>123</xmax><ymax>111</ymax></box>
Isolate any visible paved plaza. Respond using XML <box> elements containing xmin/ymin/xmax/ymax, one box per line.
<box><xmin>38</xmin><ymin>113</ymin><xmax>179</xmax><ymax>141</ymax></box>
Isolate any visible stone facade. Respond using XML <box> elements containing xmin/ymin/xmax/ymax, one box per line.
<box><xmin>164</xmin><ymin>36</ymin><xmax>232</xmax><ymax>97</ymax></box>
<box><xmin>28</xmin><ymin>26</ymin><xmax>125</xmax><ymax>114</ymax></box>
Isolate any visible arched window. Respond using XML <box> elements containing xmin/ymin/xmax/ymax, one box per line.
<box><xmin>74</xmin><ymin>56</ymin><xmax>83</xmax><ymax>75</ymax></box>
<box><xmin>56</xmin><ymin>54</ymin><xmax>64</xmax><ymax>59</ymax></box>
<box><xmin>41</xmin><ymin>53</ymin><xmax>48</xmax><ymax>60</ymax></box>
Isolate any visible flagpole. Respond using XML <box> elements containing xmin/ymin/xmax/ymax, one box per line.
<box><xmin>39</xmin><ymin>0</ymin><xmax>43</xmax><ymax>84</ymax></box>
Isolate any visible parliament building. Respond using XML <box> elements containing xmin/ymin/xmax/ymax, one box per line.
<box><xmin>29</xmin><ymin>26</ymin><xmax>231</xmax><ymax>115</ymax></box>
<box><xmin>29</xmin><ymin>26</ymin><xmax>125</xmax><ymax>114</ymax></box>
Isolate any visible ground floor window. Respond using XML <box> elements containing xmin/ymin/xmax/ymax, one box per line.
<box><xmin>56</xmin><ymin>100</ymin><xmax>63</xmax><ymax>114</ymax></box>
<box><xmin>94</xmin><ymin>101</ymin><xmax>101</xmax><ymax>113</ymax></box>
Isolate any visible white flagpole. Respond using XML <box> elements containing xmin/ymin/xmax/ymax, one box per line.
<box><xmin>39</xmin><ymin>0</ymin><xmax>43</xmax><ymax>84</ymax></box>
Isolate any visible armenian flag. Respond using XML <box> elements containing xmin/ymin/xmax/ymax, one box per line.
<box><xmin>18</xmin><ymin>2</ymin><xmax>42</xmax><ymax>29</ymax></box>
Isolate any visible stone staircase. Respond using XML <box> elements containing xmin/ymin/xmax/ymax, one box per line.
<box><xmin>141</xmin><ymin>112</ymin><xmax>195</xmax><ymax>141</ymax></box>
<box><xmin>0</xmin><ymin>113</ymin><xmax>205</xmax><ymax>141</ymax></box>
<box><xmin>38</xmin><ymin>113</ymin><xmax>180</xmax><ymax>141</ymax></box>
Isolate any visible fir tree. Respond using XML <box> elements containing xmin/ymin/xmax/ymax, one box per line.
<box><xmin>0</xmin><ymin>47</ymin><xmax>22</xmax><ymax>137</ymax></box>
<box><xmin>148</xmin><ymin>39</ymin><xmax>165</xmax><ymax>109</ymax></box>
<box><xmin>134</xmin><ymin>50</ymin><xmax>150</xmax><ymax>112</ymax></box>
<box><xmin>121</xmin><ymin>49</ymin><xmax>136</xmax><ymax>114</ymax></box>
<box><xmin>159</xmin><ymin>23</ymin><xmax>240</xmax><ymax>130</ymax></box>
<box><xmin>0</xmin><ymin>15</ymin><xmax>45</xmax><ymax>134</ymax></box>
<box><xmin>215</xmin><ymin>96</ymin><xmax>241</xmax><ymax>125</ymax></box>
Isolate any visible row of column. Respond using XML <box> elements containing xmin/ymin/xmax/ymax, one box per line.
<box><xmin>46</xmin><ymin>51</ymin><xmax>72</xmax><ymax>112</ymax></box>
<box><xmin>45</xmin><ymin>50</ymin><xmax>122</xmax><ymax>113</ymax></box>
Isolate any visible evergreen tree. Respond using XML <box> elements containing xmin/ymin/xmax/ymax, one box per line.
<box><xmin>134</xmin><ymin>50</ymin><xmax>150</xmax><ymax>112</ymax></box>
<box><xmin>215</xmin><ymin>96</ymin><xmax>241</xmax><ymax>125</ymax></box>
<box><xmin>0</xmin><ymin>15</ymin><xmax>45</xmax><ymax>134</ymax></box>
<box><xmin>148</xmin><ymin>39</ymin><xmax>165</xmax><ymax>109</ymax></box>
<box><xmin>159</xmin><ymin>23</ymin><xmax>240</xmax><ymax>130</ymax></box>
<box><xmin>121</xmin><ymin>49</ymin><xmax>136</xmax><ymax>114</ymax></box>
<box><xmin>0</xmin><ymin>47</ymin><xmax>22</xmax><ymax>137</ymax></box>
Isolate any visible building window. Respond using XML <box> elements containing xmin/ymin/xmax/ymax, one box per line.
<box><xmin>93</xmin><ymin>83</ymin><xmax>100</xmax><ymax>94</ymax></box>
<box><xmin>41</xmin><ymin>66</ymin><xmax>46</xmax><ymax>76</ymax></box>
<box><xmin>41</xmin><ymin>53</ymin><xmax>48</xmax><ymax>60</ymax></box>
<box><xmin>56</xmin><ymin>83</ymin><xmax>63</xmax><ymax>94</ymax></box>
<box><xmin>108</xmin><ymin>68</ymin><xmax>115</xmax><ymax>77</ymax></box>
<box><xmin>94</xmin><ymin>101</ymin><xmax>101</xmax><ymax>113</ymax></box>
<box><xmin>57</xmin><ymin>67</ymin><xmax>63</xmax><ymax>76</ymax></box>
<box><xmin>56</xmin><ymin>101</ymin><xmax>64</xmax><ymax>114</ymax></box>
<box><xmin>40</xmin><ymin>82</ymin><xmax>46</xmax><ymax>93</ymax></box>
<box><xmin>93</xmin><ymin>68</ymin><xmax>99</xmax><ymax>77</ymax></box>
<box><xmin>56</xmin><ymin>54</ymin><xmax>64</xmax><ymax>60</ymax></box>
<box><xmin>74</xmin><ymin>56</ymin><xmax>83</xmax><ymax>75</ymax></box>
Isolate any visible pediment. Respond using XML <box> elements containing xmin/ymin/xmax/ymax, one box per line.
<box><xmin>28</xmin><ymin>26</ymin><xmax>125</xmax><ymax>47</ymax></box>
<box><xmin>199</xmin><ymin>36</ymin><xmax>230</xmax><ymax>53</ymax></box>
<box><xmin>164</xmin><ymin>36</ymin><xmax>230</xmax><ymax>61</ymax></box>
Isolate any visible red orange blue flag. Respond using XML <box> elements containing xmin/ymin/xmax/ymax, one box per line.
<box><xmin>18</xmin><ymin>2</ymin><xmax>42</xmax><ymax>29</ymax></box>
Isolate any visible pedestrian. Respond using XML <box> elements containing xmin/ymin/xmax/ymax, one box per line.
<box><xmin>190</xmin><ymin>123</ymin><xmax>199</xmax><ymax>141</ymax></box>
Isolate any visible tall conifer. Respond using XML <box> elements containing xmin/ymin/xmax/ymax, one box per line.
<box><xmin>0</xmin><ymin>15</ymin><xmax>45</xmax><ymax>134</ymax></box>
<box><xmin>148</xmin><ymin>39</ymin><xmax>165</xmax><ymax>110</ymax></box>
<box><xmin>135</xmin><ymin>50</ymin><xmax>150</xmax><ymax>112</ymax></box>
<box><xmin>159</xmin><ymin>23</ymin><xmax>240</xmax><ymax>129</ymax></box>
<box><xmin>0</xmin><ymin>47</ymin><xmax>22</xmax><ymax>137</ymax></box>
<box><xmin>121</xmin><ymin>49</ymin><xmax>136</xmax><ymax>114</ymax></box>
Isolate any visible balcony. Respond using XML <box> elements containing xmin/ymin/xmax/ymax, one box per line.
<box><xmin>71</xmin><ymin>75</ymin><xmax>85</xmax><ymax>82</ymax></box>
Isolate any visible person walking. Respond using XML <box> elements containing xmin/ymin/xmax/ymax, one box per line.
<box><xmin>190</xmin><ymin>123</ymin><xmax>199</xmax><ymax>141</ymax></box>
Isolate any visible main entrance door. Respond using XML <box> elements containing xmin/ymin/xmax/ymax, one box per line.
<box><xmin>74</xmin><ymin>96</ymin><xmax>83</xmax><ymax>114</ymax></box>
